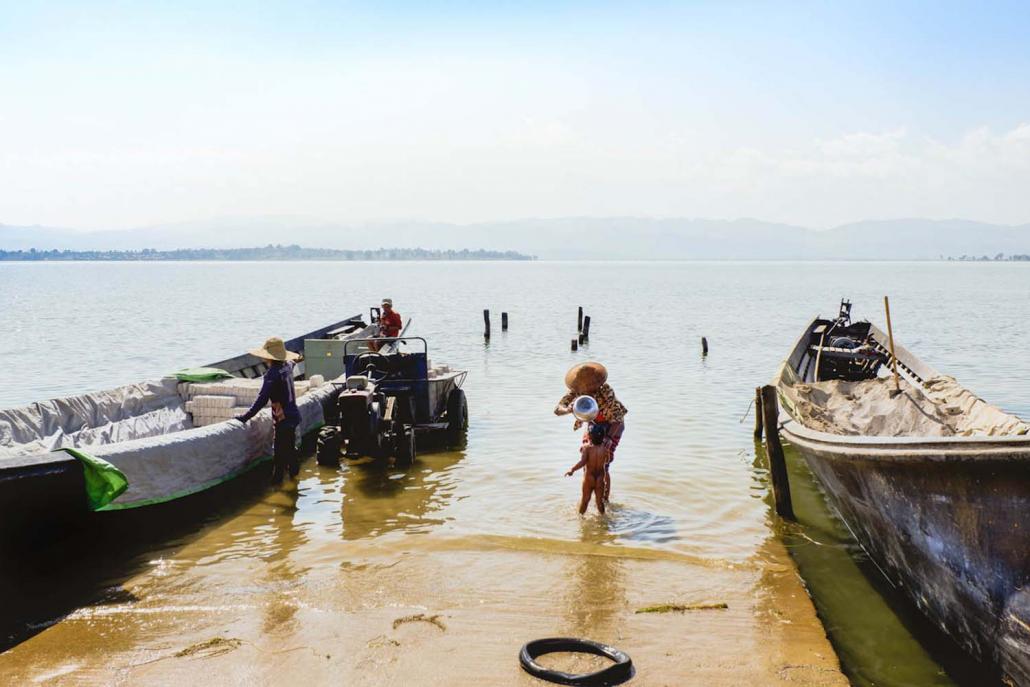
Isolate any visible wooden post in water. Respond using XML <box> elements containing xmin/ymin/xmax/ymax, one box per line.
<box><xmin>581</xmin><ymin>315</ymin><xmax>591</xmax><ymax>342</ymax></box>
<box><xmin>577</xmin><ymin>306</ymin><xmax>584</xmax><ymax>334</ymax></box>
<box><xmin>760</xmin><ymin>385</ymin><xmax>794</xmax><ymax>520</ymax></box>
<box><xmin>483</xmin><ymin>309</ymin><xmax>491</xmax><ymax>340</ymax></box>
<box><xmin>501</xmin><ymin>312</ymin><xmax>508</xmax><ymax>331</ymax></box>
<box><xmin>571</xmin><ymin>338</ymin><xmax>579</xmax><ymax>351</ymax></box>
<box><xmin>753</xmin><ymin>386</ymin><xmax>764</xmax><ymax>440</ymax></box>
<box><xmin>701</xmin><ymin>337</ymin><xmax>709</xmax><ymax>356</ymax></box>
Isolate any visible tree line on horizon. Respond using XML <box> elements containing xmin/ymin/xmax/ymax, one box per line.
<box><xmin>0</xmin><ymin>245</ymin><xmax>537</xmax><ymax>261</ymax></box>
<box><xmin>946</xmin><ymin>252</ymin><xmax>1030</xmax><ymax>261</ymax></box>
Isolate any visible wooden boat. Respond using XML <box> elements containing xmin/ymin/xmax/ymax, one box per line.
<box><xmin>0</xmin><ymin>314</ymin><xmax>377</xmax><ymax>531</ymax></box>
<box><xmin>773</xmin><ymin>301</ymin><xmax>1030</xmax><ymax>685</ymax></box>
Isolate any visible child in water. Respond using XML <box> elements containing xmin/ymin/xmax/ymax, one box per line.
<box><xmin>565</xmin><ymin>424</ymin><xmax>610</xmax><ymax>515</ymax></box>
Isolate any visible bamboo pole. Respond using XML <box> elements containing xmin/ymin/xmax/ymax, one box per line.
<box><xmin>884</xmin><ymin>296</ymin><xmax>901</xmax><ymax>397</ymax></box>
<box><xmin>814</xmin><ymin>331</ymin><xmax>827</xmax><ymax>382</ymax></box>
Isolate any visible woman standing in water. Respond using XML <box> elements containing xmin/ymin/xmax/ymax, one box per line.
<box><xmin>555</xmin><ymin>361</ymin><xmax>628</xmax><ymax>501</ymax></box>
<box><xmin>235</xmin><ymin>336</ymin><xmax>302</xmax><ymax>484</ymax></box>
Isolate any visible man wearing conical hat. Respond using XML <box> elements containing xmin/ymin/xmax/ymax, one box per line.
<box><xmin>555</xmin><ymin>361</ymin><xmax>627</xmax><ymax>501</ymax></box>
<box><xmin>235</xmin><ymin>337</ymin><xmax>303</xmax><ymax>484</ymax></box>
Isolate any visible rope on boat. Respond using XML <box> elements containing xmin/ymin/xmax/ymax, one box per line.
<box><xmin>738</xmin><ymin>398</ymin><xmax>755</xmax><ymax>423</ymax></box>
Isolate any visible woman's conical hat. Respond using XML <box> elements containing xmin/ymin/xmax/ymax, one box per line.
<box><xmin>248</xmin><ymin>336</ymin><xmax>301</xmax><ymax>362</ymax></box>
<box><xmin>564</xmin><ymin>361</ymin><xmax>608</xmax><ymax>394</ymax></box>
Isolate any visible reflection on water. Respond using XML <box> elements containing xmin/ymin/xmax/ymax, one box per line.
<box><xmin>337</xmin><ymin>448</ymin><xmax>465</xmax><ymax>541</ymax></box>
<box><xmin>1</xmin><ymin>261</ymin><xmax>1027</xmax><ymax>684</ymax></box>
<box><xmin>257</xmin><ymin>489</ymin><xmax>308</xmax><ymax>636</ymax></box>
<box><xmin>561</xmin><ymin>522</ymin><xmax>625</xmax><ymax>638</ymax></box>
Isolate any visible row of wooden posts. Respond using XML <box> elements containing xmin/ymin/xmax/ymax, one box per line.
<box><xmin>754</xmin><ymin>385</ymin><xmax>795</xmax><ymax>521</ymax></box>
<box><xmin>483</xmin><ymin>310</ymin><xmax>508</xmax><ymax>339</ymax></box>
<box><xmin>482</xmin><ymin>308</ymin><xmax>790</xmax><ymax>521</ymax></box>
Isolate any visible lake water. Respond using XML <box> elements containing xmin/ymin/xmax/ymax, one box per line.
<box><xmin>0</xmin><ymin>261</ymin><xmax>1027</xmax><ymax>685</ymax></box>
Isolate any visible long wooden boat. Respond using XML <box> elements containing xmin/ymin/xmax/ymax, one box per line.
<box><xmin>0</xmin><ymin>314</ymin><xmax>375</xmax><ymax>531</ymax></box>
<box><xmin>774</xmin><ymin>301</ymin><xmax>1030</xmax><ymax>685</ymax></box>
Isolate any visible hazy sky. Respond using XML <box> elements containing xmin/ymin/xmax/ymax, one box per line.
<box><xmin>2</xmin><ymin>1</ymin><xmax>1029</xmax><ymax>230</ymax></box>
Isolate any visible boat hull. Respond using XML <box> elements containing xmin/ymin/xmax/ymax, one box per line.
<box><xmin>783</xmin><ymin>426</ymin><xmax>1030</xmax><ymax>685</ymax></box>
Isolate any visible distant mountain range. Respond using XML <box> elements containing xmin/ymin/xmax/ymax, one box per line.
<box><xmin>2</xmin><ymin>216</ymin><xmax>1028</xmax><ymax>260</ymax></box>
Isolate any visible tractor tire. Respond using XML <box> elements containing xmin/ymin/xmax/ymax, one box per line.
<box><xmin>394</xmin><ymin>423</ymin><xmax>416</xmax><ymax>467</ymax></box>
<box><xmin>316</xmin><ymin>426</ymin><xmax>342</xmax><ymax>466</ymax></box>
<box><xmin>446</xmin><ymin>388</ymin><xmax>468</xmax><ymax>441</ymax></box>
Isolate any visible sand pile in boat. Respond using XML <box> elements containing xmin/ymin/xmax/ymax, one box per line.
<box><xmin>784</xmin><ymin>376</ymin><xmax>1030</xmax><ymax>438</ymax></box>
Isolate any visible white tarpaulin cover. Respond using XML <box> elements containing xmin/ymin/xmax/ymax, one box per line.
<box><xmin>0</xmin><ymin>379</ymin><xmax>190</xmax><ymax>457</ymax></box>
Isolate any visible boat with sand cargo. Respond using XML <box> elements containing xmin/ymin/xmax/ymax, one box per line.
<box><xmin>773</xmin><ymin>300</ymin><xmax>1030</xmax><ymax>685</ymax></box>
<box><xmin>0</xmin><ymin>313</ymin><xmax>392</xmax><ymax>530</ymax></box>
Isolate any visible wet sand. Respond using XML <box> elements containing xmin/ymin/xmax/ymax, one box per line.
<box><xmin>0</xmin><ymin>486</ymin><xmax>845</xmax><ymax>686</ymax></box>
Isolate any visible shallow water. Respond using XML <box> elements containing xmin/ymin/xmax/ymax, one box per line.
<box><xmin>1</xmin><ymin>260</ymin><xmax>1027</xmax><ymax>684</ymax></box>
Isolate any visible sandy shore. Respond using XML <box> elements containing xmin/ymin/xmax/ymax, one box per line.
<box><xmin>0</xmin><ymin>528</ymin><xmax>846</xmax><ymax>686</ymax></box>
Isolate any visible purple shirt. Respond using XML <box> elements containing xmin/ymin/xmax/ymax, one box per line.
<box><xmin>239</xmin><ymin>361</ymin><xmax>301</xmax><ymax>427</ymax></box>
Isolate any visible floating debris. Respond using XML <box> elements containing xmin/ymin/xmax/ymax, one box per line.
<box><xmin>392</xmin><ymin>613</ymin><xmax>447</xmax><ymax>631</ymax></box>
<box><xmin>174</xmin><ymin>637</ymin><xmax>243</xmax><ymax>658</ymax></box>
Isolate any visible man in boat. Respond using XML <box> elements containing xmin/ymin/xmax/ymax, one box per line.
<box><xmin>554</xmin><ymin>361</ymin><xmax>627</xmax><ymax>501</ymax></box>
<box><xmin>235</xmin><ymin>336</ymin><xmax>302</xmax><ymax>484</ymax></box>
<box><xmin>369</xmin><ymin>298</ymin><xmax>403</xmax><ymax>352</ymax></box>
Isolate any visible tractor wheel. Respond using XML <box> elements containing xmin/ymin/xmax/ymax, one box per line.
<box><xmin>316</xmin><ymin>426</ymin><xmax>342</xmax><ymax>466</ymax></box>
<box><xmin>395</xmin><ymin>424</ymin><xmax>416</xmax><ymax>467</ymax></box>
<box><xmin>446</xmin><ymin>388</ymin><xmax>468</xmax><ymax>441</ymax></box>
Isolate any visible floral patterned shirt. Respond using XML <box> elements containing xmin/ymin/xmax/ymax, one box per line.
<box><xmin>556</xmin><ymin>383</ymin><xmax>628</xmax><ymax>429</ymax></box>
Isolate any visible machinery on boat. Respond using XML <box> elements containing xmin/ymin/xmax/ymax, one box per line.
<box><xmin>315</xmin><ymin>336</ymin><xmax>468</xmax><ymax>467</ymax></box>
<box><xmin>773</xmin><ymin>300</ymin><xmax>1030</xmax><ymax>685</ymax></box>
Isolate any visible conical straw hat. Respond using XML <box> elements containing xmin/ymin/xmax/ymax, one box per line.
<box><xmin>249</xmin><ymin>336</ymin><xmax>300</xmax><ymax>362</ymax></box>
<box><xmin>564</xmin><ymin>361</ymin><xmax>608</xmax><ymax>394</ymax></box>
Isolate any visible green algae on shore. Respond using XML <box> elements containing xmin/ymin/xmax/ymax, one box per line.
<box><xmin>635</xmin><ymin>602</ymin><xmax>728</xmax><ymax>614</ymax></box>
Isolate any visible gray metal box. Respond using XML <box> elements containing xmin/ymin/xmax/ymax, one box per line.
<box><xmin>304</xmin><ymin>339</ymin><xmax>349</xmax><ymax>381</ymax></box>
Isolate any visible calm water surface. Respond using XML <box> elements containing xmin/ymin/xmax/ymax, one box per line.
<box><xmin>1</xmin><ymin>261</ymin><xmax>1027</xmax><ymax>685</ymax></box>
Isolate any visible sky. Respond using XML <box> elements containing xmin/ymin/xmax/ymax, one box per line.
<box><xmin>1</xmin><ymin>1</ymin><xmax>1029</xmax><ymax>231</ymax></box>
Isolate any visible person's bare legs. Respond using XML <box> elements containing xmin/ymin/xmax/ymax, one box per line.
<box><xmin>603</xmin><ymin>463</ymin><xmax>611</xmax><ymax>502</ymax></box>
<box><xmin>594</xmin><ymin>478</ymin><xmax>606</xmax><ymax>514</ymax></box>
<box><xmin>579</xmin><ymin>476</ymin><xmax>593</xmax><ymax>514</ymax></box>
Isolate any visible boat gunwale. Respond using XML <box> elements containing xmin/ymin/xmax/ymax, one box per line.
<box><xmin>779</xmin><ymin>417</ymin><xmax>1030</xmax><ymax>457</ymax></box>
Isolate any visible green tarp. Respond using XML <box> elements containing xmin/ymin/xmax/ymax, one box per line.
<box><xmin>174</xmin><ymin>367</ymin><xmax>234</xmax><ymax>382</ymax></box>
<box><xmin>57</xmin><ymin>447</ymin><xmax>129</xmax><ymax>510</ymax></box>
